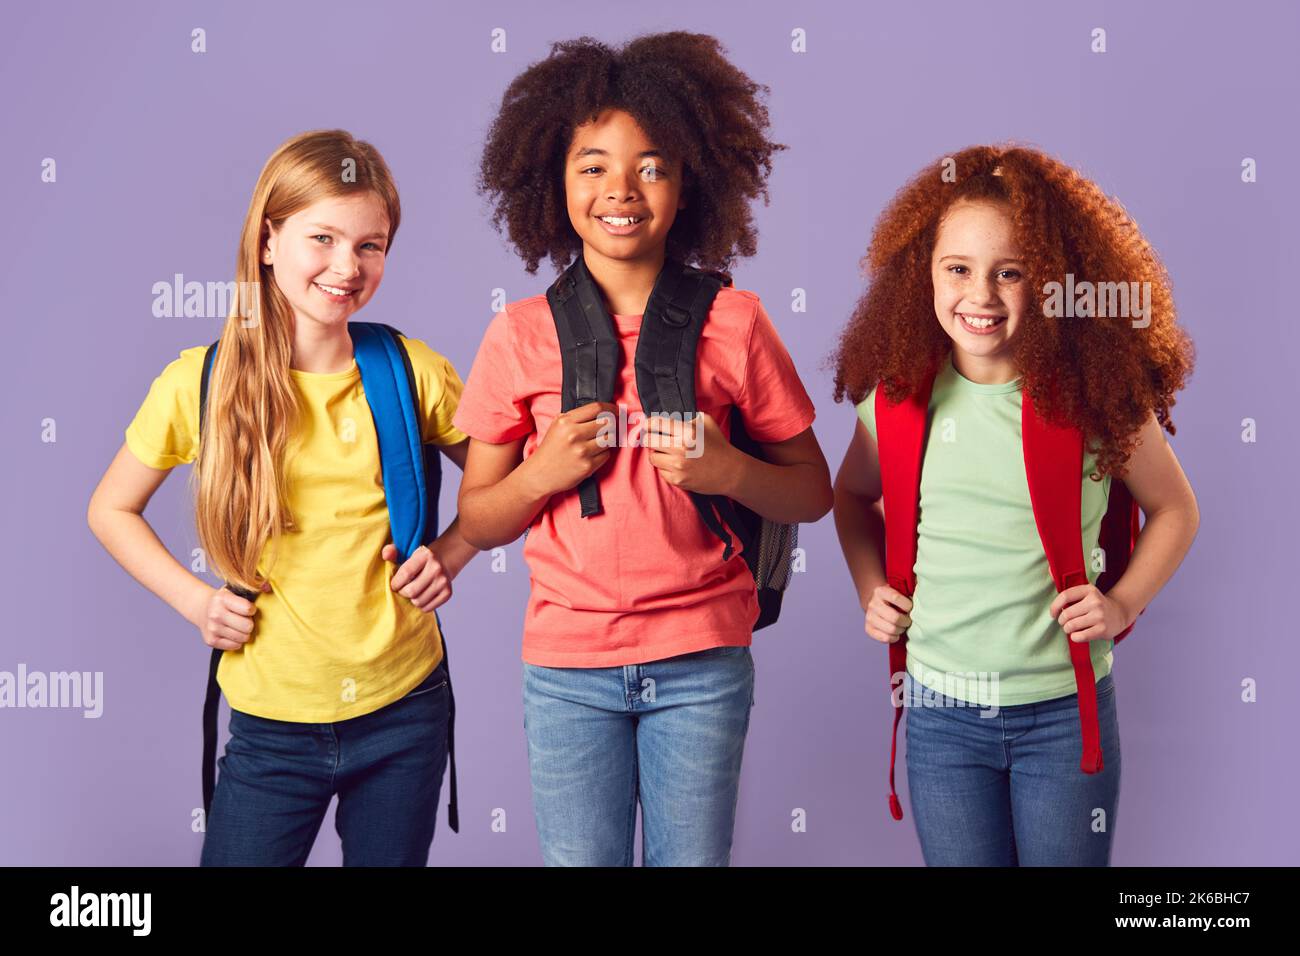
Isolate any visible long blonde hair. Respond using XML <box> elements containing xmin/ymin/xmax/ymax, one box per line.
<box><xmin>191</xmin><ymin>129</ymin><xmax>401</xmax><ymax>594</ymax></box>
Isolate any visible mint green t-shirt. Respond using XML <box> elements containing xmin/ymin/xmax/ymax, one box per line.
<box><xmin>856</xmin><ymin>354</ymin><xmax>1113</xmax><ymax>706</ymax></box>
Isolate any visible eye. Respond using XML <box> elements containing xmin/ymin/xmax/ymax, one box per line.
<box><xmin>998</xmin><ymin>269</ymin><xmax>1022</xmax><ymax>280</ymax></box>
<box><xmin>363</xmin><ymin>241</ymin><xmax>384</xmax><ymax>252</ymax></box>
<box><xmin>312</xmin><ymin>234</ymin><xmax>332</xmax><ymax>244</ymax></box>
<box><xmin>946</xmin><ymin>264</ymin><xmax>968</xmax><ymax>275</ymax></box>
<box><xmin>640</xmin><ymin>165</ymin><xmax>664</xmax><ymax>181</ymax></box>
<box><xmin>580</xmin><ymin>165</ymin><xmax>601</xmax><ymax>175</ymax></box>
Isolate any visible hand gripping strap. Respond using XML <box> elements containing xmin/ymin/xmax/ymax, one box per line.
<box><xmin>1021</xmin><ymin>388</ymin><xmax>1103</xmax><ymax>776</ymax></box>
<box><xmin>352</xmin><ymin>322</ymin><xmax>428</xmax><ymax>564</ymax></box>
<box><xmin>546</xmin><ymin>257</ymin><xmax>623</xmax><ymax>517</ymax></box>
<box><xmin>874</xmin><ymin>368</ymin><xmax>935</xmax><ymax>822</ymax></box>
<box><xmin>632</xmin><ymin>263</ymin><xmax>734</xmax><ymax>558</ymax></box>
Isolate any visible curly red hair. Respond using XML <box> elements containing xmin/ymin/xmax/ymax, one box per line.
<box><xmin>831</xmin><ymin>143</ymin><xmax>1195</xmax><ymax>479</ymax></box>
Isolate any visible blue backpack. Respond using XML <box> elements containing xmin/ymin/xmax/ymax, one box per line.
<box><xmin>197</xmin><ymin>321</ymin><xmax>458</xmax><ymax>833</ymax></box>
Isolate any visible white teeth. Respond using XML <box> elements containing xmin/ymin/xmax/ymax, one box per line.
<box><xmin>317</xmin><ymin>283</ymin><xmax>353</xmax><ymax>296</ymax></box>
<box><xmin>599</xmin><ymin>216</ymin><xmax>641</xmax><ymax>225</ymax></box>
<box><xmin>961</xmin><ymin>313</ymin><xmax>1003</xmax><ymax>329</ymax></box>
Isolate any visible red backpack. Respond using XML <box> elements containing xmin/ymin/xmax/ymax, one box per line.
<box><xmin>874</xmin><ymin>364</ymin><xmax>1142</xmax><ymax>821</ymax></box>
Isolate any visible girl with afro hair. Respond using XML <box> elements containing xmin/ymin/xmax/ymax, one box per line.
<box><xmin>454</xmin><ymin>32</ymin><xmax>832</xmax><ymax>866</ymax></box>
<box><xmin>832</xmin><ymin>144</ymin><xmax>1198</xmax><ymax>865</ymax></box>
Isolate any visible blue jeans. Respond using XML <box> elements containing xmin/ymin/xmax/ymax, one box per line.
<box><xmin>522</xmin><ymin>645</ymin><xmax>755</xmax><ymax>866</ymax></box>
<box><xmin>903</xmin><ymin>669</ymin><xmax>1121</xmax><ymax>866</ymax></box>
<box><xmin>200</xmin><ymin>658</ymin><xmax>451</xmax><ymax>866</ymax></box>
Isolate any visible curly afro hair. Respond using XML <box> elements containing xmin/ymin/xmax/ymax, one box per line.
<box><xmin>831</xmin><ymin>143</ymin><xmax>1196</xmax><ymax>480</ymax></box>
<box><xmin>478</xmin><ymin>32</ymin><xmax>786</xmax><ymax>275</ymax></box>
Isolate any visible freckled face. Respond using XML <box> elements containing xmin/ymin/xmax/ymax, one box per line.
<box><xmin>931</xmin><ymin>199</ymin><xmax>1030</xmax><ymax>362</ymax></box>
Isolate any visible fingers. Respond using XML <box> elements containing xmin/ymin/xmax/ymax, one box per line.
<box><xmin>566</xmin><ymin>401</ymin><xmax>619</xmax><ymax>424</ymax></box>
<box><xmin>1050</xmin><ymin>584</ymin><xmax>1093</xmax><ymax>618</ymax></box>
<box><xmin>410</xmin><ymin>583</ymin><xmax>452</xmax><ymax>613</ymax></box>
<box><xmin>864</xmin><ymin>613</ymin><xmax>901</xmax><ymax>644</ymax></box>
<box><xmin>206</xmin><ymin>626</ymin><xmax>250</xmax><ymax>650</ymax></box>
<box><xmin>397</xmin><ymin>553</ymin><xmax>444</xmax><ymax>601</ymax></box>
<box><xmin>205</xmin><ymin>635</ymin><xmax>246</xmax><ymax>651</ymax></box>
<box><xmin>864</xmin><ymin>585</ymin><xmax>913</xmax><ymax>644</ymax></box>
<box><xmin>644</xmin><ymin>414</ymin><xmax>695</xmax><ymax>442</ymax></box>
<box><xmin>1062</xmin><ymin>607</ymin><xmax>1103</xmax><ymax>639</ymax></box>
<box><xmin>390</xmin><ymin>547</ymin><xmax>455</xmax><ymax>612</ymax></box>
<box><xmin>1056</xmin><ymin>590</ymin><xmax>1101</xmax><ymax>629</ymax></box>
<box><xmin>866</xmin><ymin>608</ymin><xmax>908</xmax><ymax>642</ymax></box>
<box><xmin>878</xmin><ymin>585</ymin><xmax>913</xmax><ymax>613</ymax></box>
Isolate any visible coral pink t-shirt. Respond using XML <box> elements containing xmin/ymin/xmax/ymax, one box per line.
<box><xmin>453</xmin><ymin>285</ymin><xmax>816</xmax><ymax>667</ymax></box>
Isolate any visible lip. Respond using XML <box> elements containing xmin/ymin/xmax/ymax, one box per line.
<box><xmin>314</xmin><ymin>282</ymin><xmax>359</xmax><ymax>302</ymax></box>
<box><xmin>957</xmin><ymin>312</ymin><xmax>1007</xmax><ymax>335</ymax></box>
<box><xmin>594</xmin><ymin>214</ymin><xmax>647</xmax><ymax>236</ymax></box>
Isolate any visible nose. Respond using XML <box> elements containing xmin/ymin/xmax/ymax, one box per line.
<box><xmin>971</xmin><ymin>274</ymin><xmax>1002</xmax><ymax>307</ymax></box>
<box><xmin>331</xmin><ymin>248</ymin><xmax>360</xmax><ymax>281</ymax></box>
<box><xmin>605</xmin><ymin>167</ymin><xmax>641</xmax><ymax>203</ymax></box>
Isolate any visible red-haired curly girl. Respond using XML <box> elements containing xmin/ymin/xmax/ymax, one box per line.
<box><xmin>832</xmin><ymin>144</ymin><xmax>1198</xmax><ymax>866</ymax></box>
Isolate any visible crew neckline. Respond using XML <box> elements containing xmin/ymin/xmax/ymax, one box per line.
<box><xmin>289</xmin><ymin>358</ymin><xmax>359</xmax><ymax>381</ymax></box>
<box><xmin>944</xmin><ymin>353</ymin><xmax>1022</xmax><ymax>394</ymax></box>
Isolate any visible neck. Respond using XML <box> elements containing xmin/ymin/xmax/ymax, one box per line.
<box><xmin>951</xmin><ymin>348</ymin><xmax>1019</xmax><ymax>385</ymax></box>
<box><xmin>291</xmin><ymin>318</ymin><xmax>355</xmax><ymax>373</ymax></box>
<box><xmin>581</xmin><ymin>244</ymin><xmax>666</xmax><ymax>316</ymax></box>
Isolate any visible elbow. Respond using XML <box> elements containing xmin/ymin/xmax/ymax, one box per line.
<box><xmin>805</xmin><ymin>476</ymin><xmax>835</xmax><ymax>524</ymax></box>
<box><xmin>455</xmin><ymin>509</ymin><xmax>503</xmax><ymax>552</ymax></box>
<box><xmin>1185</xmin><ymin>489</ymin><xmax>1201</xmax><ymax>541</ymax></box>
<box><xmin>457</xmin><ymin>519</ymin><xmax>491</xmax><ymax>552</ymax></box>
<box><xmin>86</xmin><ymin>496</ymin><xmax>105</xmax><ymax>540</ymax></box>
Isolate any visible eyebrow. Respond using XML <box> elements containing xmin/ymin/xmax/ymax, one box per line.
<box><xmin>572</xmin><ymin>147</ymin><xmax>666</xmax><ymax>160</ymax></box>
<box><xmin>938</xmin><ymin>254</ymin><xmax>1024</xmax><ymax>265</ymax></box>
<box><xmin>305</xmin><ymin>223</ymin><xmax>389</xmax><ymax>241</ymax></box>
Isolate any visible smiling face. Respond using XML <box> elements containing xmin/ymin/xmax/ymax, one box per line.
<box><xmin>930</xmin><ymin>199</ymin><xmax>1030</xmax><ymax>383</ymax></box>
<box><xmin>564</xmin><ymin>108</ymin><xmax>686</xmax><ymax>270</ymax></box>
<box><xmin>262</xmin><ymin>193</ymin><xmax>390</xmax><ymax>331</ymax></box>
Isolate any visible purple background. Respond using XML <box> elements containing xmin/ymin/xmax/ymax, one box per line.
<box><xmin>2</xmin><ymin>0</ymin><xmax>1295</xmax><ymax>865</ymax></box>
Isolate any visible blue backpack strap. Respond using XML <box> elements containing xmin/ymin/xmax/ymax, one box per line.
<box><xmin>351</xmin><ymin>322</ymin><xmax>429</xmax><ymax>563</ymax></box>
<box><xmin>352</xmin><ymin>322</ymin><xmax>458</xmax><ymax>834</ymax></box>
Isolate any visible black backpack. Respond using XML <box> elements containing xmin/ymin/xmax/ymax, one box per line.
<box><xmin>545</xmin><ymin>256</ymin><xmax>798</xmax><ymax>630</ymax></box>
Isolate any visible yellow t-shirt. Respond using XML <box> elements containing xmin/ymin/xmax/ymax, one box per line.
<box><xmin>124</xmin><ymin>335</ymin><xmax>468</xmax><ymax>722</ymax></box>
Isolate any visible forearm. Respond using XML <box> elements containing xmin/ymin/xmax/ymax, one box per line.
<box><xmin>87</xmin><ymin>509</ymin><xmax>213</xmax><ymax>626</ymax></box>
<box><xmin>429</xmin><ymin>516</ymin><xmax>482</xmax><ymax>577</ymax></box>
<box><xmin>833</xmin><ymin>489</ymin><xmax>889</xmax><ymax>611</ymax></box>
<box><xmin>457</xmin><ymin>456</ymin><xmax>555</xmax><ymax>550</ymax></box>
<box><xmin>722</xmin><ymin>452</ymin><xmax>833</xmax><ymax>524</ymax></box>
<box><xmin>1105</xmin><ymin>502</ymin><xmax>1199</xmax><ymax>628</ymax></box>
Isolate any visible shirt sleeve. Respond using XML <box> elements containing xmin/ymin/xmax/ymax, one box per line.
<box><xmin>855</xmin><ymin>386</ymin><xmax>878</xmax><ymax>442</ymax></box>
<box><xmin>124</xmin><ymin>347</ymin><xmax>204</xmax><ymax>469</ymax></box>
<box><xmin>734</xmin><ymin>298</ymin><xmax>817</xmax><ymax>443</ymax></box>
<box><xmin>452</xmin><ymin>310</ymin><xmax>535</xmax><ymax>443</ymax></box>
<box><xmin>399</xmin><ymin>336</ymin><xmax>470</xmax><ymax>446</ymax></box>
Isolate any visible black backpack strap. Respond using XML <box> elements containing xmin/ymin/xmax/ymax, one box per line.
<box><xmin>633</xmin><ymin>264</ymin><xmax>735</xmax><ymax>560</ymax></box>
<box><xmin>198</xmin><ymin>341</ymin><xmax>222</xmax><ymax>819</ymax></box>
<box><xmin>546</xmin><ymin>258</ymin><xmax>622</xmax><ymax>517</ymax></box>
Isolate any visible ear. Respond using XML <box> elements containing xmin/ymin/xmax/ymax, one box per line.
<box><xmin>262</xmin><ymin>217</ymin><xmax>275</xmax><ymax>264</ymax></box>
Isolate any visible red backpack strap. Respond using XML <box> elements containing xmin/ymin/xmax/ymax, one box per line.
<box><xmin>873</xmin><ymin>367</ymin><xmax>936</xmax><ymax>821</ymax></box>
<box><xmin>1021</xmin><ymin>389</ymin><xmax>1105</xmax><ymax>774</ymax></box>
<box><xmin>1097</xmin><ymin>478</ymin><xmax>1142</xmax><ymax>644</ymax></box>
